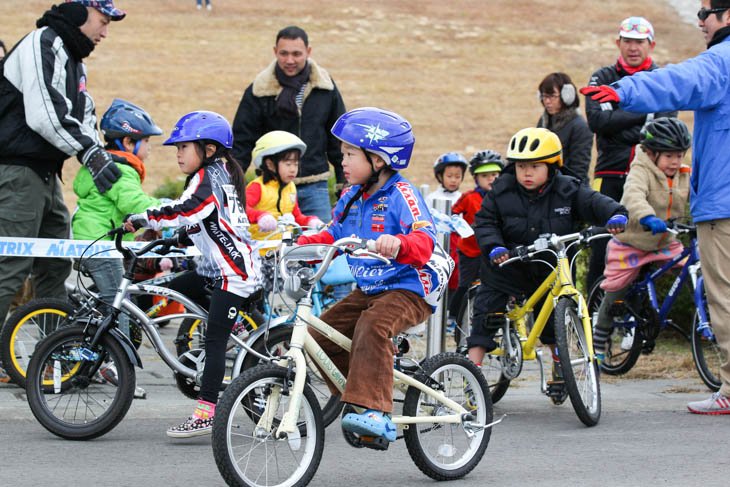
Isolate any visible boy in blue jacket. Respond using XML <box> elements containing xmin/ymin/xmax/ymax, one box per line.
<box><xmin>298</xmin><ymin>107</ymin><xmax>452</xmax><ymax>444</ymax></box>
<box><xmin>580</xmin><ymin>2</ymin><xmax>730</xmax><ymax>415</ymax></box>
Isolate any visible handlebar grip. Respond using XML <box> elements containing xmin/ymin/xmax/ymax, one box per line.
<box><xmin>107</xmin><ymin>227</ymin><xmax>127</xmax><ymax>237</ymax></box>
<box><xmin>366</xmin><ymin>240</ymin><xmax>377</xmax><ymax>252</ymax></box>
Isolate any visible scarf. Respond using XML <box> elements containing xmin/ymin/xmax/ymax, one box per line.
<box><xmin>616</xmin><ymin>55</ymin><xmax>653</xmax><ymax>76</ymax></box>
<box><xmin>708</xmin><ymin>25</ymin><xmax>730</xmax><ymax>49</ymax></box>
<box><xmin>274</xmin><ymin>61</ymin><xmax>311</xmax><ymax>118</ymax></box>
<box><xmin>36</xmin><ymin>4</ymin><xmax>94</xmax><ymax>61</ymax></box>
<box><xmin>540</xmin><ymin>107</ymin><xmax>579</xmax><ymax>132</ymax></box>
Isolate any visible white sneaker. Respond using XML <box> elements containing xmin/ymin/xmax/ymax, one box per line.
<box><xmin>687</xmin><ymin>392</ymin><xmax>730</xmax><ymax>415</ymax></box>
<box><xmin>196</xmin><ymin>4</ymin><xmax>202</xmax><ymax>9</ymax></box>
<box><xmin>206</xmin><ymin>4</ymin><xmax>212</xmax><ymax>10</ymax></box>
<box><xmin>134</xmin><ymin>386</ymin><xmax>147</xmax><ymax>399</ymax></box>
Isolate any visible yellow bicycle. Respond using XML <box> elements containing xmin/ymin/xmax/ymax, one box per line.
<box><xmin>466</xmin><ymin>227</ymin><xmax>609</xmax><ymax>427</ymax></box>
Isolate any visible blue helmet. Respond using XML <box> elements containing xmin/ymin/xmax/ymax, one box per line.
<box><xmin>164</xmin><ymin>111</ymin><xmax>233</xmax><ymax>149</ymax></box>
<box><xmin>433</xmin><ymin>152</ymin><xmax>467</xmax><ymax>178</ymax></box>
<box><xmin>100</xmin><ymin>98</ymin><xmax>163</xmax><ymax>143</ymax></box>
<box><xmin>331</xmin><ymin>107</ymin><xmax>414</xmax><ymax>170</ymax></box>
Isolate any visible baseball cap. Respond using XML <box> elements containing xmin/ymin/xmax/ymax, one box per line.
<box><xmin>65</xmin><ymin>0</ymin><xmax>126</xmax><ymax>21</ymax></box>
<box><xmin>619</xmin><ymin>16</ymin><xmax>654</xmax><ymax>42</ymax></box>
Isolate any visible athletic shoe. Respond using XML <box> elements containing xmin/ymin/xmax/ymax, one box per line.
<box><xmin>687</xmin><ymin>392</ymin><xmax>730</xmax><ymax>415</ymax></box>
<box><xmin>620</xmin><ymin>329</ymin><xmax>634</xmax><ymax>351</ymax></box>
<box><xmin>134</xmin><ymin>386</ymin><xmax>147</xmax><ymax>399</ymax></box>
<box><xmin>99</xmin><ymin>364</ymin><xmax>118</xmax><ymax>386</ymax></box>
<box><xmin>548</xmin><ymin>360</ymin><xmax>568</xmax><ymax>405</ymax></box>
<box><xmin>206</xmin><ymin>4</ymin><xmax>212</xmax><ymax>10</ymax></box>
<box><xmin>166</xmin><ymin>416</ymin><xmax>213</xmax><ymax>438</ymax></box>
<box><xmin>341</xmin><ymin>409</ymin><xmax>396</xmax><ymax>442</ymax></box>
<box><xmin>445</xmin><ymin>317</ymin><xmax>456</xmax><ymax>335</ymax></box>
<box><xmin>0</xmin><ymin>367</ymin><xmax>11</xmax><ymax>383</ymax></box>
<box><xmin>196</xmin><ymin>4</ymin><xmax>202</xmax><ymax>9</ymax></box>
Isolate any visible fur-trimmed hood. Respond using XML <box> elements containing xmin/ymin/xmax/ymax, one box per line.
<box><xmin>252</xmin><ymin>58</ymin><xmax>335</xmax><ymax>99</ymax></box>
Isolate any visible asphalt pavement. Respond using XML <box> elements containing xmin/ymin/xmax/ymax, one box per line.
<box><xmin>1</xmin><ymin>324</ymin><xmax>728</xmax><ymax>487</ymax></box>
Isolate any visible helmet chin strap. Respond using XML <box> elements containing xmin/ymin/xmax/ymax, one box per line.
<box><xmin>337</xmin><ymin>148</ymin><xmax>382</xmax><ymax>224</ymax></box>
<box><xmin>113</xmin><ymin>138</ymin><xmax>142</xmax><ymax>156</ymax></box>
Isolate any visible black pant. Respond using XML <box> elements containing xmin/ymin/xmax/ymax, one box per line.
<box><xmin>167</xmin><ymin>271</ymin><xmax>248</xmax><ymax>403</ymax></box>
<box><xmin>448</xmin><ymin>251</ymin><xmax>481</xmax><ymax>319</ymax></box>
<box><xmin>586</xmin><ymin>177</ymin><xmax>625</xmax><ymax>292</ymax></box>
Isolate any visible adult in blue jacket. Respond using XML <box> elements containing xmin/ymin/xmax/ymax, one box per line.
<box><xmin>581</xmin><ymin>0</ymin><xmax>730</xmax><ymax>415</ymax></box>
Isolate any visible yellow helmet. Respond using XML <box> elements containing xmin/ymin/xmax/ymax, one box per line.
<box><xmin>506</xmin><ymin>127</ymin><xmax>562</xmax><ymax>166</ymax></box>
<box><xmin>252</xmin><ymin>130</ymin><xmax>307</xmax><ymax>169</ymax></box>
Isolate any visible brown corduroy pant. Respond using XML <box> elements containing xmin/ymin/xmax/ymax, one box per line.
<box><xmin>313</xmin><ymin>288</ymin><xmax>432</xmax><ymax>413</ymax></box>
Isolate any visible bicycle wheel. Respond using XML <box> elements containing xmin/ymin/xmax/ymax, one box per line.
<box><xmin>587</xmin><ymin>278</ymin><xmax>643</xmax><ymax>375</ymax></box>
<box><xmin>243</xmin><ymin>325</ymin><xmax>343</xmax><ymax>427</ymax></box>
<box><xmin>554</xmin><ymin>297</ymin><xmax>601</xmax><ymax>426</ymax></box>
<box><xmin>25</xmin><ymin>325</ymin><xmax>135</xmax><ymax>440</ymax></box>
<box><xmin>176</xmin><ymin>309</ymin><xmax>265</xmax><ymax>356</ymax></box>
<box><xmin>403</xmin><ymin>352</ymin><xmax>493</xmax><ymax>480</ymax></box>
<box><xmin>212</xmin><ymin>364</ymin><xmax>324</xmax><ymax>487</ymax></box>
<box><xmin>691</xmin><ymin>286</ymin><xmax>722</xmax><ymax>392</ymax></box>
<box><xmin>1</xmin><ymin>298</ymin><xmax>75</xmax><ymax>388</ymax></box>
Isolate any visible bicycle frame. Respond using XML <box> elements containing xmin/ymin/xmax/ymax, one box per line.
<box><xmin>259</xmin><ymin>237</ymin><xmax>490</xmax><ymax>440</ymax></box>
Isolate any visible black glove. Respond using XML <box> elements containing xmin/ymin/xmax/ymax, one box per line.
<box><xmin>81</xmin><ymin>146</ymin><xmax>122</xmax><ymax>194</ymax></box>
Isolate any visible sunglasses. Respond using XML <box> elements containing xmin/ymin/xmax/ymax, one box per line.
<box><xmin>620</xmin><ymin>22</ymin><xmax>651</xmax><ymax>34</ymax></box>
<box><xmin>697</xmin><ymin>7</ymin><xmax>729</xmax><ymax>21</ymax></box>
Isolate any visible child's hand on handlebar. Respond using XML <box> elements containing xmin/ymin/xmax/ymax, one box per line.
<box><xmin>375</xmin><ymin>234</ymin><xmax>401</xmax><ymax>259</ymax></box>
<box><xmin>258</xmin><ymin>213</ymin><xmax>277</xmax><ymax>233</ymax></box>
<box><xmin>605</xmin><ymin>214</ymin><xmax>628</xmax><ymax>235</ymax></box>
<box><xmin>122</xmin><ymin>213</ymin><xmax>146</xmax><ymax>233</ymax></box>
<box><xmin>489</xmin><ymin>246</ymin><xmax>509</xmax><ymax>265</ymax></box>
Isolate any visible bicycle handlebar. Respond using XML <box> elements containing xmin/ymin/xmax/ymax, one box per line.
<box><xmin>640</xmin><ymin>218</ymin><xmax>696</xmax><ymax>235</ymax></box>
<box><xmin>107</xmin><ymin>227</ymin><xmax>185</xmax><ymax>260</ymax></box>
<box><xmin>499</xmin><ymin>226</ymin><xmax>610</xmax><ymax>267</ymax></box>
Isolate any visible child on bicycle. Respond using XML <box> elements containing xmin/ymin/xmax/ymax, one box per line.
<box><xmin>469</xmin><ymin>127</ymin><xmax>627</xmax><ymax>399</ymax></box>
<box><xmin>448</xmin><ymin>150</ymin><xmax>504</xmax><ymax>329</ymax></box>
<box><xmin>296</xmin><ymin>107</ymin><xmax>452</xmax><ymax>446</ymax></box>
<box><xmin>426</xmin><ymin>153</ymin><xmax>467</xmax><ymax>315</ymax></box>
<box><xmin>72</xmin><ymin>99</ymin><xmax>164</xmax><ymax>399</ymax></box>
<box><xmin>246</xmin><ymin>130</ymin><xmax>324</xmax><ymax>239</ymax></box>
<box><xmin>123</xmin><ymin>111</ymin><xmax>261</xmax><ymax>438</ymax></box>
<box><xmin>593</xmin><ymin>117</ymin><xmax>692</xmax><ymax>363</ymax></box>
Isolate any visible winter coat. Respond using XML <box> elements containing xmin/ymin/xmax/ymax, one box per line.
<box><xmin>72</xmin><ymin>150</ymin><xmax>159</xmax><ymax>241</ymax></box>
<box><xmin>0</xmin><ymin>26</ymin><xmax>101</xmax><ymax>182</ymax></box>
<box><xmin>231</xmin><ymin>59</ymin><xmax>346</xmax><ymax>184</ymax></box>
<box><xmin>614</xmin><ymin>36</ymin><xmax>730</xmax><ymax>222</ymax></box>
<box><xmin>585</xmin><ymin>60</ymin><xmax>676</xmax><ymax>179</ymax></box>
<box><xmin>452</xmin><ymin>187</ymin><xmax>485</xmax><ymax>258</ymax></box>
<box><xmin>474</xmin><ymin>166</ymin><xmax>626</xmax><ymax>292</ymax></box>
<box><xmin>616</xmin><ymin>150</ymin><xmax>690</xmax><ymax>251</ymax></box>
<box><xmin>245</xmin><ymin>176</ymin><xmax>316</xmax><ymax>240</ymax></box>
<box><xmin>537</xmin><ymin>108</ymin><xmax>593</xmax><ymax>184</ymax></box>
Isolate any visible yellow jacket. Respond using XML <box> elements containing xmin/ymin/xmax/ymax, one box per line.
<box><xmin>246</xmin><ymin>176</ymin><xmax>313</xmax><ymax>239</ymax></box>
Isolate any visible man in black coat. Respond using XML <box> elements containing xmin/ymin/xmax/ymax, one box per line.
<box><xmin>583</xmin><ymin>16</ymin><xmax>676</xmax><ymax>291</ymax></box>
<box><xmin>231</xmin><ymin>26</ymin><xmax>346</xmax><ymax>223</ymax></box>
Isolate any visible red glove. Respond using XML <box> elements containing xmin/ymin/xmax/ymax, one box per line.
<box><xmin>580</xmin><ymin>85</ymin><xmax>620</xmax><ymax>103</ymax></box>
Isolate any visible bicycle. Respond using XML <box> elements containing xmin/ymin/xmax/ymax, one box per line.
<box><xmin>211</xmin><ymin>232</ymin><xmax>499</xmax><ymax>486</ymax></box>
<box><xmin>586</xmin><ymin>220</ymin><xmax>721</xmax><ymax>390</ymax></box>
<box><xmin>23</xmin><ymin>229</ymin><xmax>306</xmax><ymax>440</ymax></box>
<box><xmin>457</xmin><ymin>227</ymin><xmax>608</xmax><ymax>425</ymax></box>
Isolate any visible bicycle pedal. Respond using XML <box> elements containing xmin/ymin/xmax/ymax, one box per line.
<box><xmin>546</xmin><ymin>380</ymin><xmax>567</xmax><ymax>404</ymax></box>
<box><xmin>358</xmin><ymin>435</ymin><xmax>390</xmax><ymax>451</ymax></box>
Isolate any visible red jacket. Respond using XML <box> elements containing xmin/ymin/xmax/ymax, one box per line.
<box><xmin>452</xmin><ymin>188</ymin><xmax>485</xmax><ymax>258</ymax></box>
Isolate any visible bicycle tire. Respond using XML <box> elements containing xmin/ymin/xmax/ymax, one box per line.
<box><xmin>1</xmin><ymin>298</ymin><xmax>75</xmax><ymax>388</ymax></box>
<box><xmin>554</xmin><ymin>297</ymin><xmax>601</xmax><ymax>426</ymax></box>
<box><xmin>243</xmin><ymin>324</ymin><xmax>343</xmax><ymax>428</ymax></box>
<box><xmin>403</xmin><ymin>352</ymin><xmax>493</xmax><ymax>480</ymax></box>
<box><xmin>26</xmin><ymin>325</ymin><xmax>135</xmax><ymax>440</ymax></box>
<box><xmin>212</xmin><ymin>364</ymin><xmax>324</xmax><ymax>487</ymax></box>
<box><xmin>454</xmin><ymin>289</ymin><xmax>511</xmax><ymax>403</ymax></box>
<box><xmin>587</xmin><ymin>278</ymin><xmax>643</xmax><ymax>375</ymax></box>
<box><xmin>691</xmin><ymin>286</ymin><xmax>722</xmax><ymax>392</ymax></box>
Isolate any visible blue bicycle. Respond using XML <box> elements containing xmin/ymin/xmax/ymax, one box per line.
<box><xmin>587</xmin><ymin>220</ymin><xmax>721</xmax><ymax>391</ymax></box>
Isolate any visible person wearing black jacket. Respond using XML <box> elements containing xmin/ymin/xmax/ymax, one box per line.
<box><xmin>0</xmin><ymin>1</ymin><xmax>125</xmax><ymax>360</ymax></box>
<box><xmin>536</xmin><ymin>72</ymin><xmax>593</xmax><ymax>184</ymax></box>
<box><xmin>582</xmin><ymin>16</ymin><xmax>677</xmax><ymax>291</ymax></box>
<box><xmin>231</xmin><ymin>25</ymin><xmax>346</xmax><ymax>223</ymax></box>
<box><xmin>467</xmin><ymin>128</ymin><xmax>627</xmax><ymax>401</ymax></box>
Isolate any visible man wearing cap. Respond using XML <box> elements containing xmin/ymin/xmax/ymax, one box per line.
<box><xmin>0</xmin><ymin>0</ymin><xmax>125</xmax><ymax>381</ymax></box>
<box><xmin>582</xmin><ymin>1</ymin><xmax>730</xmax><ymax>416</ymax></box>
<box><xmin>582</xmin><ymin>16</ymin><xmax>677</xmax><ymax>291</ymax></box>
<box><xmin>231</xmin><ymin>25</ymin><xmax>346</xmax><ymax>224</ymax></box>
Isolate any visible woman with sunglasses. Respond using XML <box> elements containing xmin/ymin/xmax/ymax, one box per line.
<box><xmin>581</xmin><ymin>1</ymin><xmax>730</xmax><ymax>416</ymax></box>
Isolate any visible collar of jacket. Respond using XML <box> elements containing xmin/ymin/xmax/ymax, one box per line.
<box><xmin>633</xmin><ymin>149</ymin><xmax>691</xmax><ymax>182</ymax></box>
<box><xmin>252</xmin><ymin>58</ymin><xmax>334</xmax><ymax>97</ymax></box>
<box><xmin>708</xmin><ymin>25</ymin><xmax>730</xmax><ymax>49</ymax></box>
<box><xmin>492</xmin><ymin>168</ymin><xmax>578</xmax><ymax>200</ymax></box>
<box><xmin>345</xmin><ymin>171</ymin><xmax>404</xmax><ymax>201</ymax></box>
<box><xmin>108</xmin><ymin>149</ymin><xmax>146</xmax><ymax>182</ymax></box>
<box><xmin>540</xmin><ymin>108</ymin><xmax>579</xmax><ymax>132</ymax></box>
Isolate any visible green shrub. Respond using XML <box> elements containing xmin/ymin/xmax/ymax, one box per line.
<box><xmin>152</xmin><ymin>177</ymin><xmax>186</xmax><ymax>200</ymax></box>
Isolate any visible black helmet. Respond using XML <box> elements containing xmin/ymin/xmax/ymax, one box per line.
<box><xmin>640</xmin><ymin>117</ymin><xmax>691</xmax><ymax>152</ymax></box>
<box><xmin>469</xmin><ymin>149</ymin><xmax>505</xmax><ymax>175</ymax></box>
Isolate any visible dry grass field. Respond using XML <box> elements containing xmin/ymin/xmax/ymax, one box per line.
<box><xmin>1</xmin><ymin>0</ymin><xmax>703</xmax><ymax>210</ymax></box>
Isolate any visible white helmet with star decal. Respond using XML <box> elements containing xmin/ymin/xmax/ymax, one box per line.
<box><xmin>331</xmin><ymin>107</ymin><xmax>415</xmax><ymax>170</ymax></box>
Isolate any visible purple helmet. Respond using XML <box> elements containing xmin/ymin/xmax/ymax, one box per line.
<box><xmin>331</xmin><ymin>107</ymin><xmax>414</xmax><ymax>170</ymax></box>
<box><xmin>164</xmin><ymin>111</ymin><xmax>233</xmax><ymax>149</ymax></box>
